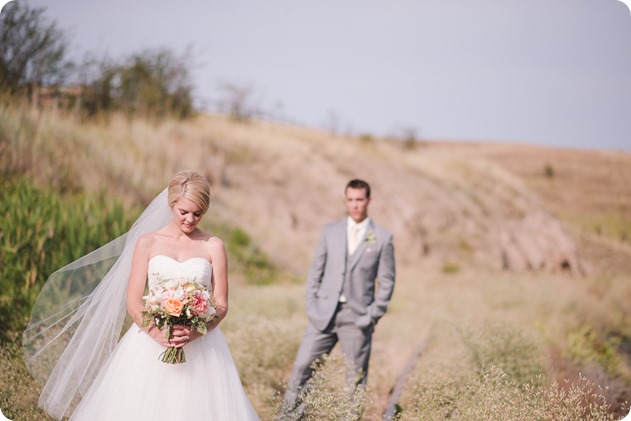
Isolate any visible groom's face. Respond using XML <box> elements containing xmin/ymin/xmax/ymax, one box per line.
<box><xmin>345</xmin><ymin>187</ymin><xmax>370</xmax><ymax>223</ymax></box>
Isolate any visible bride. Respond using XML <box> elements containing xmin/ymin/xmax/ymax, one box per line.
<box><xmin>23</xmin><ymin>171</ymin><xmax>260</xmax><ymax>420</ymax></box>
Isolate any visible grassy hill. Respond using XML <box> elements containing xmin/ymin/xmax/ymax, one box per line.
<box><xmin>1</xmin><ymin>103</ymin><xmax>630</xmax><ymax>419</ymax></box>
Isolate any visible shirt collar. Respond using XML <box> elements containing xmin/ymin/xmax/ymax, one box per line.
<box><xmin>347</xmin><ymin>216</ymin><xmax>370</xmax><ymax>230</ymax></box>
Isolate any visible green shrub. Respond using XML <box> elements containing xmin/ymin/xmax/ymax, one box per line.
<box><xmin>358</xmin><ymin>133</ymin><xmax>373</xmax><ymax>144</ymax></box>
<box><xmin>566</xmin><ymin>324</ymin><xmax>626</xmax><ymax>379</ymax></box>
<box><xmin>206</xmin><ymin>224</ymin><xmax>284</xmax><ymax>286</ymax></box>
<box><xmin>0</xmin><ymin>177</ymin><xmax>133</xmax><ymax>339</ymax></box>
<box><xmin>442</xmin><ymin>262</ymin><xmax>461</xmax><ymax>274</ymax></box>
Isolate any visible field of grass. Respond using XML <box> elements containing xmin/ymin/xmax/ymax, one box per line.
<box><xmin>1</xmin><ymin>103</ymin><xmax>630</xmax><ymax>420</ymax></box>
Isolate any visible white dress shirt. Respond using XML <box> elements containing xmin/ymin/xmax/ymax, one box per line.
<box><xmin>340</xmin><ymin>216</ymin><xmax>370</xmax><ymax>303</ymax></box>
<box><xmin>347</xmin><ymin>216</ymin><xmax>370</xmax><ymax>255</ymax></box>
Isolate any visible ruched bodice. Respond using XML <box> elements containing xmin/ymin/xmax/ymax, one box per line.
<box><xmin>147</xmin><ymin>255</ymin><xmax>213</xmax><ymax>290</ymax></box>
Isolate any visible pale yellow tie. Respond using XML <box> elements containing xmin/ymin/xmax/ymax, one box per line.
<box><xmin>348</xmin><ymin>224</ymin><xmax>360</xmax><ymax>255</ymax></box>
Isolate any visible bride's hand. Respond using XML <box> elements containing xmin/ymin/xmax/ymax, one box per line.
<box><xmin>145</xmin><ymin>325</ymin><xmax>173</xmax><ymax>347</ymax></box>
<box><xmin>170</xmin><ymin>325</ymin><xmax>203</xmax><ymax>348</ymax></box>
<box><xmin>146</xmin><ymin>325</ymin><xmax>194</xmax><ymax>347</ymax></box>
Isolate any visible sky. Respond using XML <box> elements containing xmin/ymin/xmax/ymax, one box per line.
<box><xmin>14</xmin><ymin>0</ymin><xmax>631</xmax><ymax>151</ymax></box>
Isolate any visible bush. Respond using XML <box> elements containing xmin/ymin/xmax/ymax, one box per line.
<box><xmin>442</xmin><ymin>262</ymin><xmax>461</xmax><ymax>274</ymax></box>
<box><xmin>207</xmin><ymin>225</ymin><xmax>285</xmax><ymax>286</ymax></box>
<box><xmin>544</xmin><ymin>164</ymin><xmax>555</xmax><ymax>178</ymax></box>
<box><xmin>78</xmin><ymin>48</ymin><xmax>196</xmax><ymax>119</ymax></box>
<box><xmin>0</xmin><ymin>178</ymin><xmax>133</xmax><ymax>339</ymax></box>
<box><xmin>566</xmin><ymin>324</ymin><xmax>626</xmax><ymax>379</ymax></box>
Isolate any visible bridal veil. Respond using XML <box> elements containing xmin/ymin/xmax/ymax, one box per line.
<box><xmin>23</xmin><ymin>188</ymin><xmax>171</xmax><ymax>420</ymax></box>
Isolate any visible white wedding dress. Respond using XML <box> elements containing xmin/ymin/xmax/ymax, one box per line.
<box><xmin>70</xmin><ymin>255</ymin><xmax>259</xmax><ymax>420</ymax></box>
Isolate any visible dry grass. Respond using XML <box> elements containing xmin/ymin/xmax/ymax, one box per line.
<box><xmin>387</xmin><ymin>266</ymin><xmax>630</xmax><ymax>419</ymax></box>
<box><xmin>399</xmin><ymin>367</ymin><xmax>615</xmax><ymax>421</ymax></box>
<box><xmin>465</xmin><ymin>142</ymin><xmax>631</xmax><ymax>264</ymax></box>
<box><xmin>2</xmin><ymin>104</ymin><xmax>631</xmax><ymax>419</ymax></box>
<box><xmin>0</xmin><ymin>337</ymin><xmax>53</xmax><ymax>421</ymax></box>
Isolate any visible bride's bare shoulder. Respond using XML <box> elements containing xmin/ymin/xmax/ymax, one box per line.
<box><xmin>203</xmin><ymin>233</ymin><xmax>225</xmax><ymax>250</ymax></box>
<box><xmin>131</xmin><ymin>233</ymin><xmax>158</xmax><ymax>257</ymax></box>
<box><xmin>135</xmin><ymin>231</ymin><xmax>165</xmax><ymax>249</ymax></box>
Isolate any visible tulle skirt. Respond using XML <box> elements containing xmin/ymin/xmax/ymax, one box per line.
<box><xmin>70</xmin><ymin>326</ymin><xmax>259</xmax><ymax>420</ymax></box>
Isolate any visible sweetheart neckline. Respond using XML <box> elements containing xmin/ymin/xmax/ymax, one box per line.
<box><xmin>149</xmin><ymin>254</ymin><xmax>212</xmax><ymax>266</ymax></box>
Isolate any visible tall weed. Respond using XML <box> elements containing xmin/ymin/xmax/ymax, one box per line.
<box><xmin>566</xmin><ymin>324</ymin><xmax>627</xmax><ymax>379</ymax></box>
<box><xmin>461</xmin><ymin>321</ymin><xmax>547</xmax><ymax>386</ymax></box>
<box><xmin>276</xmin><ymin>351</ymin><xmax>366</xmax><ymax>421</ymax></box>
<box><xmin>396</xmin><ymin>320</ymin><xmax>626</xmax><ymax>420</ymax></box>
<box><xmin>0</xmin><ymin>177</ymin><xmax>133</xmax><ymax>339</ymax></box>
<box><xmin>399</xmin><ymin>366</ymin><xmax>616</xmax><ymax>421</ymax></box>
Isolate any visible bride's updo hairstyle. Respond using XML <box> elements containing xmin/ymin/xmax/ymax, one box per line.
<box><xmin>167</xmin><ymin>170</ymin><xmax>211</xmax><ymax>214</ymax></box>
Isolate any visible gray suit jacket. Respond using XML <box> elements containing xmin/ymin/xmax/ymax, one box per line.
<box><xmin>305</xmin><ymin>218</ymin><xmax>396</xmax><ymax>331</ymax></box>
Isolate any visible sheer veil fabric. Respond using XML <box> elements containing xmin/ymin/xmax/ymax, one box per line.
<box><xmin>23</xmin><ymin>188</ymin><xmax>171</xmax><ymax>420</ymax></box>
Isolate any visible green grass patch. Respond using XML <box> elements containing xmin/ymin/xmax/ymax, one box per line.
<box><xmin>566</xmin><ymin>324</ymin><xmax>628</xmax><ymax>380</ymax></box>
<box><xmin>442</xmin><ymin>262</ymin><xmax>461</xmax><ymax>274</ymax></box>
<box><xmin>203</xmin><ymin>224</ymin><xmax>286</xmax><ymax>286</ymax></box>
<box><xmin>0</xmin><ymin>176</ymin><xmax>286</xmax><ymax>341</ymax></box>
<box><xmin>0</xmin><ymin>177</ymin><xmax>134</xmax><ymax>339</ymax></box>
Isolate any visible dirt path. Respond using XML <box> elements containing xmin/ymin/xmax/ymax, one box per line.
<box><xmin>382</xmin><ymin>327</ymin><xmax>431</xmax><ymax>420</ymax></box>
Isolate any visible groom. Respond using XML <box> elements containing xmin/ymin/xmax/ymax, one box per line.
<box><xmin>284</xmin><ymin>179</ymin><xmax>396</xmax><ymax>410</ymax></box>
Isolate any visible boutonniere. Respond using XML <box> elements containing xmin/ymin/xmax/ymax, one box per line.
<box><xmin>365</xmin><ymin>231</ymin><xmax>377</xmax><ymax>244</ymax></box>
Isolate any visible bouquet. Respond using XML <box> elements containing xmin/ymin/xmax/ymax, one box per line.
<box><xmin>141</xmin><ymin>275</ymin><xmax>217</xmax><ymax>364</ymax></box>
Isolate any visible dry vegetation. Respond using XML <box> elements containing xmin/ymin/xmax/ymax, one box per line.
<box><xmin>462</xmin><ymin>142</ymin><xmax>631</xmax><ymax>272</ymax></box>
<box><xmin>2</xmin><ymin>103</ymin><xmax>630</xmax><ymax>420</ymax></box>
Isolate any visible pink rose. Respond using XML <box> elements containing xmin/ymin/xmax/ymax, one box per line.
<box><xmin>191</xmin><ymin>294</ymin><xmax>209</xmax><ymax>316</ymax></box>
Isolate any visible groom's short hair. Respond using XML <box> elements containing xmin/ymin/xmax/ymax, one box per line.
<box><xmin>345</xmin><ymin>179</ymin><xmax>371</xmax><ymax>198</ymax></box>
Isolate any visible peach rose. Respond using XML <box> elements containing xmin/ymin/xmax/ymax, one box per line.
<box><xmin>164</xmin><ymin>298</ymin><xmax>184</xmax><ymax>317</ymax></box>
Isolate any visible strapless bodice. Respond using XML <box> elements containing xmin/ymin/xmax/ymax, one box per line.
<box><xmin>147</xmin><ymin>255</ymin><xmax>213</xmax><ymax>290</ymax></box>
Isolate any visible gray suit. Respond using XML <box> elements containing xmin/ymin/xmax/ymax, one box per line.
<box><xmin>285</xmin><ymin>218</ymin><xmax>395</xmax><ymax>408</ymax></box>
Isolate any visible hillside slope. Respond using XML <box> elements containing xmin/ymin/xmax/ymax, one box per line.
<box><xmin>4</xmin><ymin>107</ymin><xmax>631</xmax><ymax>419</ymax></box>
<box><xmin>7</xmin><ymin>106</ymin><xmax>628</xmax><ymax>277</ymax></box>
<box><xmin>194</xmin><ymin>117</ymin><xmax>591</xmax><ymax>276</ymax></box>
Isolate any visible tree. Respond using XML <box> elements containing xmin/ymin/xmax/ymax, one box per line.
<box><xmin>116</xmin><ymin>48</ymin><xmax>194</xmax><ymax>118</ymax></box>
<box><xmin>78</xmin><ymin>48</ymin><xmax>195</xmax><ymax>119</ymax></box>
<box><xmin>217</xmin><ymin>81</ymin><xmax>257</xmax><ymax>122</ymax></box>
<box><xmin>0</xmin><ymin>2</ymin><xmax>71</xmax><ymax>98</ymax></box>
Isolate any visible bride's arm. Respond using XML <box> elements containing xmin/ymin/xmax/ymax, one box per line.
<box><xmin>208</xmin><ymin>237</ymin><xmax>229</xmax><ymax>324</ymax></box>
<box><xmin>184</xmin><ymin>237</ymin><xmax>228</xmax><ymax>343</ymax></box>
<box><xmin>126</xmin><ymin>235</ymin><xmax>173</xmax><ymax>347</ymax></box>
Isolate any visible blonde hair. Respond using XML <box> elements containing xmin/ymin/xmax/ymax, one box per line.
<box><xmin>167</xmin><ymin>170</ymin><xmax>211</xmax><ymax>213</ymax></box>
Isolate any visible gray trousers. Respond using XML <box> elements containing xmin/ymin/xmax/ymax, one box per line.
<box><xmin>284</xmin><ymin>302</ymin><xmax>373</xmax><ymax>408</ymax></box>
